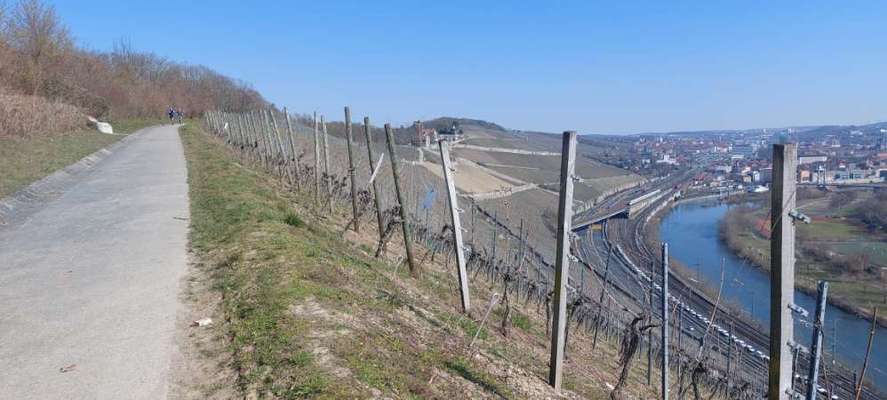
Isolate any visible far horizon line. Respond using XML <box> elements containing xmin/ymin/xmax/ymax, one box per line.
<box><xmin>277</xmin><ymin>107</ymin><xmax>885</xmax><ymax>138</ymax></box>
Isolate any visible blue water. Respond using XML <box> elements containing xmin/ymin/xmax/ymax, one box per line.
<box><xmin>660</xmin><ymin>199</ymin><xmax>886</xmax><ymax>390</ymax></box>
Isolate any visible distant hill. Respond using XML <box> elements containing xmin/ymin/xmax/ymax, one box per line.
<box><xmin>421</xmin><ymin>117</ymin><xmax>507</xmax><ymax>133</ymax></box>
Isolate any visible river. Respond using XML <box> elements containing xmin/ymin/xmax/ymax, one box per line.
<box><xmin>659</xmin><ymin>198</ymin><xmax>886</xmax><ymax>392</ymax></box>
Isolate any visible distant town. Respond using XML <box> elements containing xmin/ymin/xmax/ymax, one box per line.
<box><xmin>607</xmin><ymin>123</ymin><xmax>887</xmax><ymax>192</ymax></box>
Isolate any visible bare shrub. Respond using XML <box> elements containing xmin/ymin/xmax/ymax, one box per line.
<box><xmin>0</xmin><ymin>92</ymin><xmax>85</xmax><ymax>137</ymax></box>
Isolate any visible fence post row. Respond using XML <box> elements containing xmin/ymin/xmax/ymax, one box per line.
<box><xmin>769</xmin><ymin>142</ymin><xmax>797</xmax><ymax>400</ymax></box>
<box><xmin>438</xmin><ymin>139</ymin><xmax>471</xmax><ymax>313</ymax></box>
<box><xmin>202</xmin><ymin>112</ymin><xmax>823</xmax><ymax>400</ymax></box>
<box><xmin>548</xmin><ymin>131</ymin><xmax>577</xmax><ymax>391</ymax></box>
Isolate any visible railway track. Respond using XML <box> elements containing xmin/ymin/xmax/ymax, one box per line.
<box><xmin>470</xmin><ymin>168</ymin><xmax>879</xmax><ymax>399</ymax></box>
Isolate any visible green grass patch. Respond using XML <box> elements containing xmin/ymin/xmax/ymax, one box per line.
<box><xmin>182</xmin><ymin>123</ymin><xmax>364</xmax><ymax>398</ymax></box>
<box><xmin>284</xmin><ymin>212</ymin><xmax>304</xmax><ymax>227</ymax></box>
<box><xmin>511</xmin><ymin>311</ymin><xmax>532</xmax><ymax>333</ymax></box>
<box><xmin>0</xmin><ymin>118</ymin><xmax>162</xmax><ymax>198</ymax></box>
<box><xmin>798</xmin><ymin>219</ymin><xmax>862</xmax><ymax>240</ymax></box>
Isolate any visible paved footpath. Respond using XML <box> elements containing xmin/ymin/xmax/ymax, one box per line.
<box><xmin>0</xmin><ymin>125</ymin><xmax>190</xmax><ymax>399</ymax></box>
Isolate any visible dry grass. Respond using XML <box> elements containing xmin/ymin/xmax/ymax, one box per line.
<box><xmin>0</xmin><ymin>116</ymin><xmax>161</xmax><ymax>198</ymax></box>
<box><xmin>0</xmin><ymin>92</ymin><xmax>86</xmax><ymax>137</ymax></box>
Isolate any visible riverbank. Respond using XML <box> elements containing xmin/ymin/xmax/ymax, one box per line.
<box><xmin>718</xmin><ymin>197</ymin><xmax>887</xmax><ymax>327</ymax></box>
<box><xmin>648</xmin><ymin>191</ymin><xmax>886</xmax><ymax>328</ymax></box>
<box><xmin>640</xmin><ymin>196</ymin><xmax>765</xmax><ymax>329</ymax></box>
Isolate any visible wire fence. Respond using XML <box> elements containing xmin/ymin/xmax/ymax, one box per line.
<box><xmin>202</xmin><ymin>109</ymin><xmax>875</xmax><ymax>400</ymax></box>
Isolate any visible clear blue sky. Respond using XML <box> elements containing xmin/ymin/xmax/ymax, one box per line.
<box><xmin>54</xmin><ymin>1</ymin><xmax>887</xmax><ymax>134</ymax></box>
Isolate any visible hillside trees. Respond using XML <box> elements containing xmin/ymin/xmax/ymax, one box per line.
<box><xmin>0</xmin><ymin>0</ymin><xmax>265</xmax><ymax>136</ymax></box>
<box><xmin>4</xmin><ymin>0</ymin><xmax>72</xmax><ymax>98</ymax></box>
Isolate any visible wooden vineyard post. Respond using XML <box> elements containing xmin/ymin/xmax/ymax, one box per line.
<box><xmin>805</xmin><ymin>281</ymin><xmax>828</xmax><ymax>400</ymax></box>
<box><xmin>313</xmin><ymin>112</ymin><xmax>321</xmax><ymax>203</ymax></box>
<box><xmin>283</xmin><ymin>107</ymin><xmax>301</xmax><ymax>190</ymax></box>
<box><xmin>268</xmin><ymin>110</ymin><xmax>288</xmax><ymax>180</ymax></box>
<box><xmin>364</xmin><ymin>117</ymin><xmax>386</xmax><ymax>245</ymax></box>
<box><xmin>236</xmin><ymin>115</ymin><xmax>250</xmax><ymax>161</ymax></box>
<box><xmin>438</xmin><ymin>139</ymin><xmax>471</xmax><ymax>313</ymax></box>
<box><xmin>383</xmin><ymin>123</ymin><xmax>418</xmax><ymax>276</ymax></box>
<box><xmin>769</xmin><ymin>143</ymin><xmax>797</xmax><ymax>400</ymax></box>
<box><xmin>548</xmin><ymin>131</ymin><xmax>577</xmax><ymax>391</ymax></box>
<box><xmin>321</xmin><ymin>116</ymin><xmax>333</xmax><ymax>213</ymax></box>
<box><xmin>344</xmin><ymin>107</ymin><xmax>360</xmax><ymax>232</ymax></box>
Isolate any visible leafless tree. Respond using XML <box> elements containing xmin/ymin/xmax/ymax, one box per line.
<box><xmin>5</xmin><ymin>0</ymin><xmax>70</xmax><ymax>96</ymax></box>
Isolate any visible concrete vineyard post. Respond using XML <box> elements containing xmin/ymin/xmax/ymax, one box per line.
<box><xmin>548</xmin><ymin>131</ymin><xmax>577</xmax><ymax>391</ymax></box>
<box><xmin>769</xmin><ymin>143</ymin><xmax>797</xmax><ymax>400</ymax></box>
<box><xmin>438</xmin><ymin>139</ymin><xmax>471</xmax><ymax>313</ymax></box>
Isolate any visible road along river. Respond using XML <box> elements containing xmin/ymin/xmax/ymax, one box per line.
<box><xmin>659</xmin><ymin>198</ymin><xmax>886</xmax><ymax>392</ymax></box>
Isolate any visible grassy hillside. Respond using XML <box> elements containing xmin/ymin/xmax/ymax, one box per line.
<box><xmin>181</xmin><ymin>122</ymin><xmax>689</xmax><ymax>399</ymax></box>
<box><xmin>0</xmin><ymin>118</ymin><xmax>162</xmax><ymax>198</ymax></box>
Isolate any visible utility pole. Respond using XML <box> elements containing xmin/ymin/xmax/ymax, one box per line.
<box><xmin>384</xmin><ymin>123</ymin><xmax>418</xmax><ymax>276</ymax></box>
<box><xmin>805</xmin><ymin>281</ymin><xmax>828</xmax><ymax>400</ymax></box>
<box><xmin>344</xmin><ymin>107</ymin><xmax>359</xmax><ymax>232</ymax></box>
<box><xmin>438</xmin><ymin>139</ymin><xmax>470</xmax><ymax>313</ymax></box>
<box><xmin>661</xmin><ymin>243</ymin><xmax>670</xmax><ymax>400</ymax></box>
<box><xmin>548</xmin><ymin>131</ymin><xmax>577</xmax><ymax>391</ymax></box>
<box><xmin>769</xmin><ymin>142</ymin><xmax>797</xmax><ymax>400</ymax></box>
